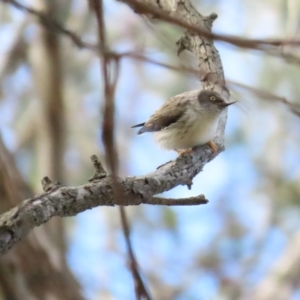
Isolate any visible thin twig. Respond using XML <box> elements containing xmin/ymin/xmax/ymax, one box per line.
<box><xmin>92</xmin><ymin>0</ymin><xmax>119</xmax><ymax>175</ymax></box>
<box><xmin>118</xmin><ymin>54</ymin><xmax>300</xmax><ymax>118</ymax></box>
<box><xmin>143</xmin><ymin>195</ymin><xmax>208</xmax><ymax>206</ymax></box>
<box><xmin>119</xmin><ymin>51</ymin><xmax>198</xmax><ymax>75</ymax></box>
<box><xmin>4</xmin><ymin>0</ymin><xmax>300</xmax><ymax>96</ymax></box>
<box><xmin>91</xmin><ymin>1</ymin><xmax>152</xmax><ymax>299</ymax></box>
<box><xmin>3</xmin><ymin>0</ymin><xmax>96</xmax><ymax>50</ymax></box>
<box><xmin>4</xmin><ymin>0</ymin><xmax>300</xmax><ymax>55</ymax></box>
<box><xmin>229</xmin><ymin>80</ymin><xmax>300</xmax><ymax>117</ymax></box>
<box><xmin>88</xmin><ymin>155</ymin><xmax>107</xmax><ymax>181</ymax></box>
<box><xmin>119</xmin><ymin>207</ymin><xmax>152</xmax><ymax>300</ymax></box>
<box><xmin>5</xmin><ymin>0</ymin><xmax>299</xmax><ymax>118</ymax></box>
<box><xmin>120</xmin><ymin>0</ymin><xmax>300</xmax><ymax>50</ymax></box>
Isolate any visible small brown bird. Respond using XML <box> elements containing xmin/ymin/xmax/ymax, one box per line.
<box><xmin>132</xmin><ymin>90</ymin><xmax>235</xmax><ymax>154</ymax></box>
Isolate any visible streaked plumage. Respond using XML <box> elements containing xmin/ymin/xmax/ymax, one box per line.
<box><xmin>132</xmin><ymin>90</ymin><xmax>234</xmax><ymax>152</ymax></box>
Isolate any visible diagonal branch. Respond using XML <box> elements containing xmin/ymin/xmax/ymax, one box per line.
<box><xmin>2</xmin><ymin>0</ymin><xmax>95</xmax><ymax>50</ymax></box>
<box><xmin>0</xmin><ymin>148</ymin><xmax>213</xmax><ymax>256</ymax></box>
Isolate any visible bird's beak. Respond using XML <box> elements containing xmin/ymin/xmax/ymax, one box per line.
<box><xmin>220</xmin><ymin>101</ymin><xmax>236</xmax><ymax>107</ymax></box>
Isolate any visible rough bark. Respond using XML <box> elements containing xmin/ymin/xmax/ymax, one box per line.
<box><xmin>1</xmin><ymin>141</ymin><xmax>216</xmax><ymax>256</ymax></box>
<box><xmin>0</xmin><ymin>137</ymin><xmax>84</xmax><ymax>299</ymax></box>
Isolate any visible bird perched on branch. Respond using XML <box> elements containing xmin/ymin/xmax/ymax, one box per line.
<box><xmin>132</xmin><ymin>89</ymin><xmax>235</xmax><ymax>155</ymax></box>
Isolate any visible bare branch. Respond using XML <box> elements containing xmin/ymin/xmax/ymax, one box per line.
<box><xmin>3</xmin><ymin>0</ymin><xmax>95</xmax><ymax>50</ymax></box>
<box><xmin>4</xmin><ymin>0</ymin><xmax>300</xmax><ymax>57</ymax></box>
<box><xmin>120</xmin><ymin>207</ymin><xmax>152</xmax><ymax>300</ymax></box>
<box><xmin>0</xmin><ymin>148</ymin><xmax>214</xmax><ymax>256</ymax></box>
<box><xmin>92</xmin><ymin>0</ymin><xmax>153</xmax><ymax>297</ymax></box>
<box><xmin>92</xmin><ymin>0</ymin><xmax>119</xmax><ymax>172</ymax></box>
<box><xmin>143</xmin><ymin>195</ymin><xmax>208</xmax><ymax>206</ymax></box>
<box><xmin>120</xmin><ymin>0</ymin><xmax>300</xmax><ymax>50</ymax></box>
<box><xmin>229</xmin><ymin>80</ymin><xmax>300</xmax><ymax>117</ymax></box>
<box><xmin>88</xmin><ymin>155</ymin><xmax>107</xmax><ymax>181</ymax></box>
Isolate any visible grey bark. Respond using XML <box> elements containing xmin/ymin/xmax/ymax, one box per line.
<box><xmin>1</xmin><ymin>142</ymin><xmax>218</xmax><ymax>256</ymax></box>
<box><xmin>0</xmin><ymin>136</ymin><xmax>84</xmax><ymax>299</ymax></box>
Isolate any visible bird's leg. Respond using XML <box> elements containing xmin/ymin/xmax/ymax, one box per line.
<box><xmin>175</xmin><ymin>149</ymin><xmax>193</xmax><ymax>156</ymax></box>
<box><xmin>207</xmin><ymin>140</ymin><xmax>218</xmax><ymax>154</ymax></box>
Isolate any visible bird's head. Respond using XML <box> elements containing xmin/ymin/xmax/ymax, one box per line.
<box><xmin>197</xmin><ymin>90</ymin><xmax>236</xmax><ymax>111</ymax></box>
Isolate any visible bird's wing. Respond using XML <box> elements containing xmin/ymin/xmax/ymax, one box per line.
<box><xmin>134</xmin><ymin>97</ymin><xmax>187</xmax><ymax>134</ymax></box>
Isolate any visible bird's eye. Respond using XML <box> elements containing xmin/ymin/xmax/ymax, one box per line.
<box><xmin>210</xmin><ymin>96</ymin><xmax>216</xmax><ymax>101</ymax></box>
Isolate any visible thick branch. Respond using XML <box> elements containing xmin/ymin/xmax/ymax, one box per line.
<box><xmin>0</xmin><ymin>143</ymin><xmax>216</xmax><ymax>256</ymax></box>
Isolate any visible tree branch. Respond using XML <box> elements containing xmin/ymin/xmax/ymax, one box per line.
<box><xmin>143</xmin><ymin>195</ymin><xmax>208</xmax><ymax>206</ymax></box>
<box><xmin>120</xmin><ymin>206</ymin><xmax>152</xmax><ymax>300</ymax></box>
<box><xmin>2</xmin><ymin>0</ymin><xmax>95</xmax><ymax>50</ymax></box>
<box><xmin>4</xmin><ymin>0</ymin><xmax>300</xmax><ymax>54</ymax></box>
<box><xmin>0</xmin><ymin>148</ymin><xmax>214</xmax><ymax>256</ymax></box>
<box><xmin>92</xmin><ymin>0</ymin><xmax>151</xmax><ymax>293</ymax></box>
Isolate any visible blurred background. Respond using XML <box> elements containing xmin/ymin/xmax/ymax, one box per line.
<box><xmin>1</xmin><ymin>0</ymin><xmax>300</xmax><ymax>299</ymax></box>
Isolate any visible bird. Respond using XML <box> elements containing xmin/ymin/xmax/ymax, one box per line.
<box><xmin>132</xmin><ymin>89</ymin><xmax>235</xmax><ymax>155</ymax></box>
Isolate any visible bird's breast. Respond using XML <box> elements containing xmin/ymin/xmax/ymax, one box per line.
<box><xmin>154</xmin><ymin>112</ymin><xmax>220</xmax><ymax>150</ymax></box>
